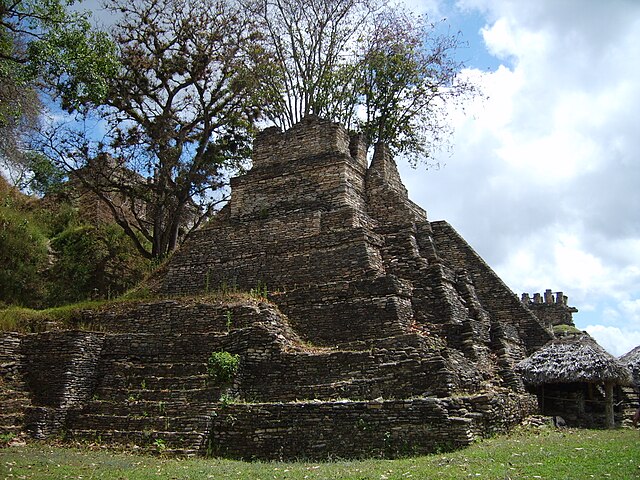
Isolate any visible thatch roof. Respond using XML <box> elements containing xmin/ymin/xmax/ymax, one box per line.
<box><xmin>619</xmin><ymin>345</ymin><xmax>640</xmax><ymax>387</ymax></box>
<box><xmin>516</xmin><ymin>334</ymin><xmax>633</xmax><ymax>386</ymax></box>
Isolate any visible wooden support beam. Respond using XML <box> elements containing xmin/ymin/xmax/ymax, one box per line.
<box><xmin>605</xmin><ymin>382</ymin><xmax>614</xmax><ymax>429</ymax></box>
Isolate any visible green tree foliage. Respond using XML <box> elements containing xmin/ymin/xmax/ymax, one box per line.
<box><xmin>47</xmin><ymin>223</ymin><xmax>149</xmax><ymax>305</ymax></box>
<box><xmin>0</xmin><ymin>176</ymin><xmax>149</xmax><ymax>308</ymax></box>
<box><xmin>0</xmin><ymin>0</ymin><xmax>118</xmax><ymax>110</ymax></box>
<box><xmin>0</xmin><ymin>0</ymin><xmax>117</xmax><ymax>187</ymax></box>
<box><xmin>0</xmin><ymin>182</ymin><xmax>48</xmax><ymax>306</ymax></box>
<box><xmin>357</xmin><ymin>10</ymin><xmax>477</xmax><ymax>165</ymax></box>
<box><xmin>40</xmin><ymin>0</ymin><xmax>263</xmax><ymax>260</ymax></box>
<box><xmin>207</xmin><ymin>351</ymin><xmax>240</xmax><ymax>384</ymax></box>
<box><xmin>17</xmin><ymin>151</ymin><xmax>66</xmax><ymax>196</ymax></box>
<box><xmin>252</xmin><ymin>0</ymin><xmax>478</xmax><ymax>163</ymax></box>
<box><xmin>251</xmin><ymin>0</ymin><xmax>379</xmax><ymax>130</ymax></box>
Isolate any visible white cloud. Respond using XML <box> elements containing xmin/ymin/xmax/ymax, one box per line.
<box><xmin>585</xmin><ymin>325</ymin><xmax>640</xmax><ymax>357</ymax></box>
<box><xmin>619</xmin><ymin>299</ymin><xmax>640</xmax><ymax>325</ymax></box>
<box><xmin>403</xmin><ymin>0</ymin><xmax>640</xmax><ymax>346</ymax></box>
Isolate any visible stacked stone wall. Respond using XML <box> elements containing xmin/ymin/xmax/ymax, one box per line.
<box><xmin>163</xmin><ymin>223</ymin><xmax>386</xmax><ymax>295</ymax></box>
<box><xmin>231</xmin><ymin>154</ymin><xmax>367</xmax><ymax>220</ymax></box>
<box><xmin>239</xmin><ymin>343</ymin><xmax>453</xmax><ymax>402</ymax></box>
<box><xmin>0</xmin><ymin>117</ymin><xmax>554</xmax><ymax>459</ymax></box>
<box><xmin>209</xmin><ymin>391</ymin><xmax>537</xmax><ymax>460</ymax></box>
<box><xmin>271</xmin><ymin>277</ymin><xmax>412</xmax><ymax>346</ymax></box>
<box><xmin>78</xmin><ymin>300</ymin><xmax>293</xmax><ymax>337</ymax></box>
<box><xmin>0</xmin><ymin>333</ymin><xmax>32</xmax><ymax>436</ymax></box>
<box><xmin>251</xmin><ymin>117</ymin><xmax>354</xmax><ymax>170</ymax></box>
<box><xmin>430</xmin><ymin>221</ymin><xmax>552</xmax><ymax>354</ymax></box>
<box><xmin>22</xmin><ymin>332</ymin><xmax>104</xmax><ymax>409</ymax></box>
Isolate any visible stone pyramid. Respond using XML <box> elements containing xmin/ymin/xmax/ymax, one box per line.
<box><xmin>163</xmin><ymin>115</ymin><xmax>550</xmax><ymax>362</ymax></box>
<box><xmin>0</xmin><ymin>116</ymin><xmax>552</xmax><ymax>459</ymax></box>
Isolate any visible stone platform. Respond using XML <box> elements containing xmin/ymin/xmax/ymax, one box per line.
<box><xmin>0</xmin><ymin>116</ymin><xmax>552</xmax><ymax>459</ymax></box>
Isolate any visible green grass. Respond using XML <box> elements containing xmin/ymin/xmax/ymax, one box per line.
<box><xmin>0</xmin><ymin>301</ymin><xmax>111</xmax><ymax>333</ymax></box>
<box><xmin>1</xmin><ymin>427</ymin><xmax>639</xmax><ymax>479</ymax></box>
<box><xmin>0</xmin><ymin>291</ymin><xmax>275</xmax><ymax>334</ymax></box>
<box><xmin>552</xmin><ymin>324</ymin><xmax>583</xmax><ymax>335</ymax></box>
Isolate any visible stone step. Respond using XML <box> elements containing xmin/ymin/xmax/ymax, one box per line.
<box><xmin>93</xmin><ymin>387</ymin><xmax>217</xmax><ymax>403</ymax></box>
<box><xmin>0</xmin><ymin>424</ymin><xmax>24</xmax><ymax>435</ymax></box>
<box><xmin>0</xmin><ymin>387</ymin><xmax>30</xmax><ymax>401</ymax></box>
<box><xmin>78</xmin><ymin>399</ymin><xmax>215</xmax><ymax>417</ymax></box>
<box><xmin>97</xmin><ymin>374</ymin><xmax>211</xmax><ymax>391</ymax></box>
<box><xmin>67</xmin><ymin>428</ymin><xmax>208</xmax><ymax>453</ymax></box>
<box><xmin>103</xmin><ymin>361</ymin><xmax>209</xmax><ymax>377</ymax></box>
<box><xmin>67</xmin><ymin>413</ymin><xmax>211</xmax><ymax>433</ymax></box>
<box><xmin>0</xmin><ymin>412</ymin><xmax>24</xmax><ymax>428</ymax></box>
<box><xmin>265</xmin><ymin>372</ymin><xmax>431</xmax><ymax>402</ymax></box>
<box><xmin>0</xmin><ymin>397</ymin><xmax>31</xmax><ymax>410</ymax></box>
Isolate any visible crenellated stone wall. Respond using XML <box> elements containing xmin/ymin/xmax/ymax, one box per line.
<box><xmin>521</xmin><ymin>289</ymin><xmax>578</xmax><ymax>328</ymax></box>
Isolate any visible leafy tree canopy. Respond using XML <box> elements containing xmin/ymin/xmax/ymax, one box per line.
<box><xmin>37</xmin><ymin>0</ymin><xmax>264</xmax><ymax>259</ymax></box>
<box><xmin>0</xmin><ymin>0</ymin><xmax>118</xmax><ymax>192</ymax></box>
<box><xmin>252</xmin><ymin>0</ymin><xmax>479</xmax><ymax>163</ymax></box>
<box><xmin>0</xmin><ymin>0</ymin><xmax>118</xmax><ymax>110</ymax></box>
<box><xmin>0</xmin><ymin>175</ymin><xmax>149</xmax><ymax>308</ymax></box>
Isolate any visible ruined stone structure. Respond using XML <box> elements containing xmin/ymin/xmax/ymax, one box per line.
<box><xmin>1</xmin><ymin>116</ymin><xmax>554</xmax><ymax>459</ymax></box>
<box><xmin>521</xmin><ymin>290</ymin><xmax>578</xmax><ymax>329</ymax></box>
<box><xmin>520</xmin><ymin>290</ymin><xmax>639</xmax><ymax>428</ymax></box>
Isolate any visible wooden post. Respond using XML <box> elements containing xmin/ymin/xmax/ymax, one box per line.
<box><xmin>605</xmin><ymin>382</ymin><xmax>614</xmax><ymax>429</ymax></box>
<box><xmin>577</xmin><ymin>388</ymin><xmax>585</xmax><ymax>416</ymax></box>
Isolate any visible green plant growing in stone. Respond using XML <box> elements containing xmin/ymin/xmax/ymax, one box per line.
<box><xmin>219</xmin><ymin>392</ymin><xmax>239</xmax><ymax>407</ymax></box>
<box><xmin>0</xmin><ymin>433</ymin><xmax>15</xmax><ymax>446</ymax></box>
<box><xmin>127</xmin><ymin>393</ymin><xmax>140</xmax><ymax>403</ymax></box>
<box><xmin>249</xmin><ymin>281</ymin><xmax>268</xmax><ymax>300</ymax></box>
<box><xmin>225</xmin><ymin>310</ymin><xmax>232</xmax><ymax>332</ymax></box>
<box><xmin>207</xmin><ymin>351</ymin><xmax>240</xmax><ymax>384</ymax></box>
<box><xmin>153</xmin><ymin>438</ymin><xmax>167</xmax><ymax>453</ymax></box>
<box><xmin>219</xmin><ymin>280</ymin><xmax>238</xmax><ymax>295</ymax></box>
<box><xmin>382</xmin><ymin>430</ymin><xmax>393</xmax><ymax>454</ymax></box>
<box><xmin>204</xmin><ymin>269</ymin><xmax>211</xmax><ymax>293</ymax></box>
<box><xmin>356</xmin><ymin>418</ymin><xmax>369</xmax><ymax>431</ymax></box>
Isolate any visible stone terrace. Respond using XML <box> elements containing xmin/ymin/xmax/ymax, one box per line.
<box><xmin>0</xmin><ymin>116</ymin><xmax>552</xmax><ymax>459</ymax></box>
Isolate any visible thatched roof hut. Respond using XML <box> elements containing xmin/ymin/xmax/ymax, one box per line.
<box><xmin>517</xmin><ymin>335</ymin><xmax>632</xmax><ymax>387</ymax></box>
<box><xmin>619</xmin><ymin>345</ymin><xmax>640</xmax><ymax>388</ymax></box>
<box><xmin>517</xmin><ymin>334</ymin><xmax>632</xmax><ymax>428</ymax></box>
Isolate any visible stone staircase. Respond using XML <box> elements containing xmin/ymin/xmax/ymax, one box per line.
<box><xmin>0</xmin><ymin>376</ymin><xmax>31</xmax><ymax>438</ymax></box>
<box><xmin>64</xmin><ymin>348</ymin><xmax>220</xmax><ymax>455</ymax></box>
<box><xmin>0</xmin><ymin>333</ymin><xmax>31</xmax><ymax>439</ymax></box>
<box><xmin>2</xmin><ymin>296</ymin><xmax>532</xmax><ymax>457</ymax></box>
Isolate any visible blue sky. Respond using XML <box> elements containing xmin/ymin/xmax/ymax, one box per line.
<box><xmin>399</xmin><ymin>0</ymin><xmax>640</xmax><ymax>355</ymax></box>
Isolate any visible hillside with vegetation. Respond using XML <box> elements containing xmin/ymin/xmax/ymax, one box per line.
<box><xmin>0</xmin><ymin>175</ymin><xmax>149</xmax><ymax>309</ymax></box>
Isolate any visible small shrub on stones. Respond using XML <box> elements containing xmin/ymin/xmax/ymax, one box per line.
<box><xmin>207</xmin><ymin>351</ymin><xmax>239</xmax><ymax>384</ymax></box>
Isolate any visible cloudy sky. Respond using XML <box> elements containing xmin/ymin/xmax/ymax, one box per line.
<box><xmin>398</xmin><ymin>0</ymin><xmax>640</xmax><ymax>355</ymax></box>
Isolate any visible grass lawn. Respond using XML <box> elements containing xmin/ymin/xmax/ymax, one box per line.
<box><xmin>1</xmin><ymin>427</ymin><xmax>639</xmax><ymax>479</ymax></box>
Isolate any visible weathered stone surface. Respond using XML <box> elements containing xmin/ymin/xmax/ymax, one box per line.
<box><xmin>0</xmin><ymin>116</ymin><xmax>553</xmax><ymax>459</ymax></box>
<box><xmin>521</xmin><ymin>289</ymin><xmax>578</xmax><ymax>328</ymax></box>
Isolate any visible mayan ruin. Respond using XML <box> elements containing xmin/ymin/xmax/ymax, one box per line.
<box><xmin>0</xmin><ymin>116</ymin><xmax>636</xmax><ymax>459</ymax></box>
